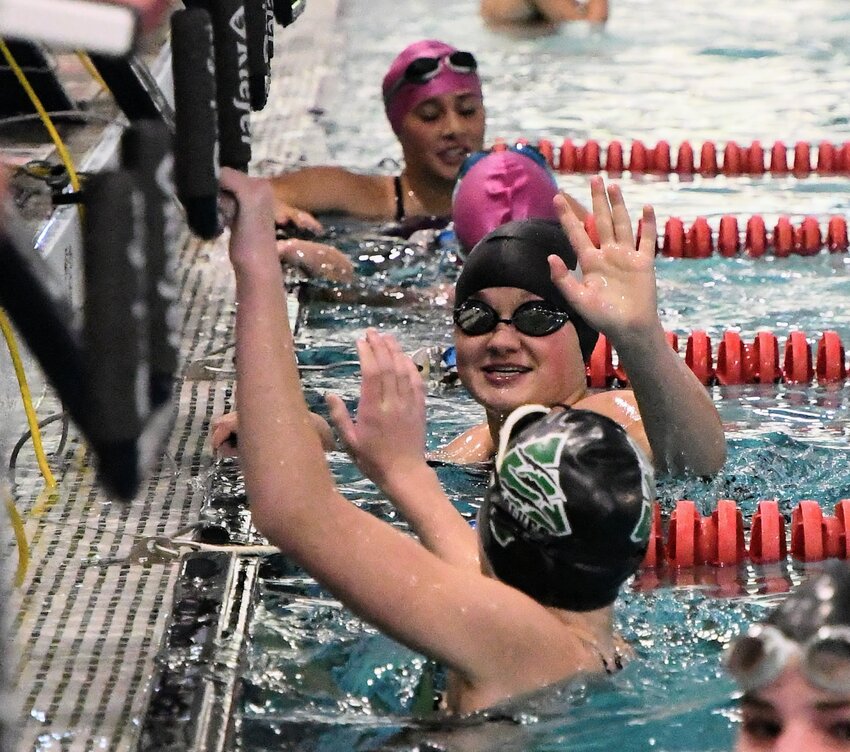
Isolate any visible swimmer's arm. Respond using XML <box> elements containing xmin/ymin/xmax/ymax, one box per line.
<box><xmin>269</xmin><ymin>168</ymin><xmax>394</xmax><ymax>222</ymax></box>
<box><xmin>432</xmin><ymin>422</ymin><xmax>494</xmax><ymax>464</ymax></box>
<box><xmin>277</xmin><ymin>239</ymin><xmax>355</xmax><ymax>284</ymax></box>
<box><xmin>210</xmin><ymin>408</ymin><xmax>336</xmax><ymax>455</ymax></box>
<box><xmin>609</xmin><ymin>326</ymin><xmax>726</xmax><ymax>476</ymax></box>
<box><xmin>480</xmin><ymin>0</ymin><xmax>607</xmax><ymax>24</ymax></box>
<box><xmin>550</xmin><ymin>176</ymin><xmax>725</xmax><ymax>477</ymax></box>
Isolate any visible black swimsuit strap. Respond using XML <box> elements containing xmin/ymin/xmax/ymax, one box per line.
<box><xmin>393</xmin><ymin>174</ymin><xmax>405</xmax><ymax>221</ymax></box>
<box><xmin>601</xmin><ymin>650</ymin><xmax>624</xmax><ymax>675</ymax></box>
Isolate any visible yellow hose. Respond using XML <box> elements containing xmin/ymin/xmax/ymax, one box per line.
<box><xmin>75</xmin><ymin>51</ymin><xmax>111</xmax><ymax>94</ymax></box>
<box><xmin>0</xmin><ymin>38</ymin><xmax>84</xmax><ymax>222</ymax></box>
<box><xmin>5</xmin><ymin>493</ymin><xmax>30</xmax><ymax>587</ymax></box>
<box><xmin>0</xmin><ymin>310</ymin><xmax>56</xmax><ymax>488</ymax></box>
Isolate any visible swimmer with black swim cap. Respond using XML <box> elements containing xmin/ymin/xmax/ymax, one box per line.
<box><xmin>726</xmin><ymin>560</ymin><xmax>850</xmax><ymax>751</ymax></box>
<box><xmin>454</xmin><ymin>217</ymin><xmax>599</xmax><ymax>361</ymax></box>
<box><xmin>440</xmin><ymin>176</ymin><xmax>726</xmax><ymax>479</ymax></box>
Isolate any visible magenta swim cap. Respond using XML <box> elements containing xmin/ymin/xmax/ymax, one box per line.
<box><xmin>382</xmin><ymin>40</ymin><xmax>483</xmax><ymax>135</ymax></box>
<box><xmin>452</xmin><ymin>150</ymin><xmax>559</xmax><ymax>253</ymax></box>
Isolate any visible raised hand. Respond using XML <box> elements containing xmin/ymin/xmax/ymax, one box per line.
<box><xmin>326</xmin><ymin>329</ymin><xmax>426</xmax><ymax>489</ymax></box>
<box><xmin>548</xmin><ymin>176</ymin><xmax>660</xmax><ymax>348</ymax></box>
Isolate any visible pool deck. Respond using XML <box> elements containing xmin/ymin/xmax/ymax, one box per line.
<box><xmin>3</xmin><ymin>1</ymin><xmax>342</xmax><ymax>747</ymax></box>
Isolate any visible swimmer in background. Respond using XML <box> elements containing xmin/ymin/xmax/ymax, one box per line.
<box><xmin>724</xmin><ymin>560</ymin><xmax>850</xmax><ymax>751</ymax></box>
<box><xmin>481</xmin><ymin>0</ymin><xmax>608</xmax><ymax>27</ymax></box>
<box><xmin>269</xmin><ymin>39</ymin><xmax>486</xmax><ymax>233</ymax></box>
<box><xmin>221</xmin><ymin>165</ymin><xmax>655</xmax><ymax>711</ymax></box>
<box><xmin>276</xmin><ymin>144</ymin><xmax>589</xmax><ymax>293</ymax></box>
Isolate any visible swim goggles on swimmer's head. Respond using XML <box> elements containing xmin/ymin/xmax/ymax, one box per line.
<box><xmin>457</xmin><ymin>143</ymin><xmax>553</xmax><ymax>182</ymax></box>
<box><xmin>384</xmin><ymin>51</ymin><xmax>478</xmax><ymax>103</ymax></box>
<box><xmin>723</xmin><ymin>623</ymin><xmax>850</xmax><ymax>694</ymax></box>
<box><xmin>453</xmin><ymin>299</ymin><xmax>570</xmax><ymax>337</ymax></box>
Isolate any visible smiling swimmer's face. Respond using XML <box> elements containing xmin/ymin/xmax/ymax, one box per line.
<box><xmin>398</xmin><ymin>91</ymin><xmax>485</xmax><ymax>184</ymax></box>
<box><xmin>453</xmin><ymin>287</ymin><xmax>586</xmax><ymax>423</ymax></box>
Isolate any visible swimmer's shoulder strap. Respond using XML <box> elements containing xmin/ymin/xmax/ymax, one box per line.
<box><xmin>393</xmin><ymin>174</ymin><xmax>405</xmax><ymax>221</ymax></box>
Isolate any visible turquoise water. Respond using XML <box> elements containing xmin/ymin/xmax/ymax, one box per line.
<box><xmin>238</xmin><ymin>1</ymin><xmax>850</xmax><ymax>749</ymax></box>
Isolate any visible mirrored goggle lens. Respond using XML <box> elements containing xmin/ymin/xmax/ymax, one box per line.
<box><xmin>454</xmin><ymin>302</ymin><xmax>497</xmax><ymax>335</ymax></box>
<box><xmin>511</xmin><ymin>143</ymin><xmax>550</xmax><ymax>171</ymax></box>
<box><xmin>513</xmin><ymin>304</ymin><xmax>568</xmax><ymax>336</ymax></box>
<box><xmin>458</xmin><ymin>144</ymin><xmax>550</xmax><ymax>183</ymax></box>
<box><xmin>805</xmin><ymin>636</ymin><xmax>850</xmax><ymax>693</ymax></box>
<box><xmin>458</xmin><ymin>150</ymin><xmax>489</xmax><ymax>181</ymax></box>
<box><xmin>403</xmin><ymin>51</ymin><xmax>477</xmax><ymax>86</ymax></box>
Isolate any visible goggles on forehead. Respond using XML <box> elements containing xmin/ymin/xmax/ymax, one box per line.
<box><xmin>384</xmin><ymin>51</ymin><xmax>478</xmax><ymax>104</ymax></box>
<box><xmin>453</xmin><ymin>298</ymin><xmax>569</xmax><ymax>338</ymax></box>
<box><xmin>458</xmin><ymin>143</ymin><xmax>552</xmax><ymax>182</ymax></box>
<box><xmin>724</xmin><ymin>623</ymin><xmax>850</xmax><ymax>694</ymax></box>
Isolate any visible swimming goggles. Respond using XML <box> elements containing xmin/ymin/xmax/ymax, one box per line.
<box><xmin>453</xmin><ymin>299</ymin><xmax>569</xmax><ymax>337</ymax></box>
<box><xmin>458</xmin><ymin>143</ymin><xmax>552</xmax><ymax>181</ymax></box>
<box><xmin>723</xmin><ymin>623</ymin><xmax>850</xmax><ymax>694</ymax></box>
<box><xmin>384</xmin><ymin>51</ymin><xmax>478</xmax><ymax>103</ymax></box>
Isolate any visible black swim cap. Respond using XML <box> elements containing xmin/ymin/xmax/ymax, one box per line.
<box><xmin>766</xmin><ymin>560</ymin><xmax>850</xmax><ymax>642</ymax></box>
<box><xmin>454</xmin><ymin>219</ymin><xmax>599</xmax><ymax>362</ymax></box>
<box><xmin>478</xmin><ymin>405</ymin><xmax>655</xmax><ymax>612</ymax></box>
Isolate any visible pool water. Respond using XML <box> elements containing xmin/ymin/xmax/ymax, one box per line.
<box><xmin>237</xmin><ymin>1</ymin><xmax>850</xmax><ymax>749</ymax></box>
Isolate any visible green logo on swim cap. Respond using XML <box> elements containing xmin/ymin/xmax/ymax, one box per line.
<box><xmin>498</xmin><ymin>434</ymin><xmax>571</xmax><ymax>537</ymax></box>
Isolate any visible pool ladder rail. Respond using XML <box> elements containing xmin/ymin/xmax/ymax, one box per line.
<box><xmin>497</xmin><ymin>136</ymin><xmax>850</xmax><ymax>178</ymax></box>
<box><xmin>587</xmin><ymin>329</ymin><xmax>848</xmax><ymax>388</ymax></box>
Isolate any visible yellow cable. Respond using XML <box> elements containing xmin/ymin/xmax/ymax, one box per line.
<box><xmin>0</xmin><ymin>39</ymin><xmax>83</xmax><ymax>218</ymax></box>
<box><xmin>0</xmin><ymin>310</ymin><xmax>57</xmax><ymax>489</ymax></box>
<box><xmin>4</xmin><ymin>494</ymin><xmax>30</xmax><ymax>587</ymax></box>
<box><xmin>75</xmin><ymin>51</ymin><xmax>110</xmax><ymax>94</ymax></box>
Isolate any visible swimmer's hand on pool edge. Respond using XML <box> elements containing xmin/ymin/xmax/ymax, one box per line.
<box><xmin>277</xmin><ymin>238</ymin><xmax>355</xmax><ymax>284</ymax></box>
<box><xmin>210</xmin><ymin>409</ymin><xmax>337</xmax><ymax>457</ymax></box>
<box><xmin>273</xmin><ymin>200</ymin><xmax>325</xmax><ymax>235</ymax></box>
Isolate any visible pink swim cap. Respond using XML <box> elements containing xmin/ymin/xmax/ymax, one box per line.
<box><xmin>382</xmin><ymin>40</ymin><xmax>483</xmax><ymax>135</ymax></box>
<box><xmin>452</xmin><ymin>150</ymin><xmax>559</xmax><ymax>253</ymax></box>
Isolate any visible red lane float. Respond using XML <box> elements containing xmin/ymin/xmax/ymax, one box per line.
<box><xmin>496</xmin><ymin>138</ymin><xmax>850</xmax><ymax>176</ymax></box>
<box><xmin>654</xmin><ymin>215</ymin><xmax>849</xmax><ymax>258</ymax></box>
<box><xmin>639</xmin><ymin>498</ymin><xmax>850</xmax><ymax>572</ymax></box>
<box><xmin>586</xmin><ymin>330</ymin><xmax>849</xmax><ymax>387</ymax></box>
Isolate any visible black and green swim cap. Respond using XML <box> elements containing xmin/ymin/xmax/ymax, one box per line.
<box><xmin>478</xmin><ymin>405</ymin><xmax>655</xmax><ymax>612</ymax></box>
<box><xmin>454</xmin><ymin>218</ymin><xmax>599</xmax><ymax>362</ymax></box>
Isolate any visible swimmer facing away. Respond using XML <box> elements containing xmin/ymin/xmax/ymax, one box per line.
<box><xmin>725</xmin><ymin>560</ymin><xmax>850</xmax><ymax>751</ymax></box>
<box><xmin>222</xmin><ymin>166</ymin><xmax>655</xmax><ymax>713</ymax></box>
<box><xmin>268</xmin><ymin>39</ymin><xmax>486</xmax><ymax>232</ymax></box>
